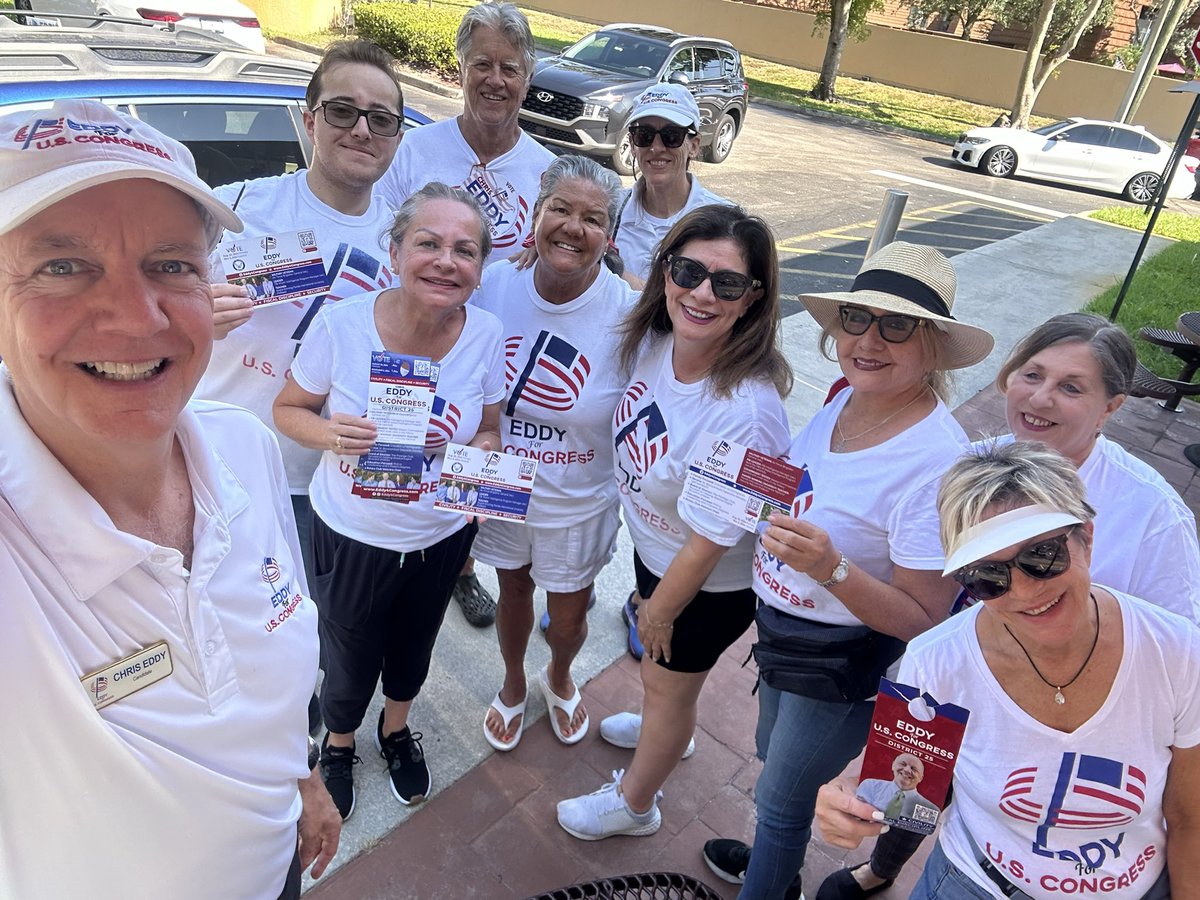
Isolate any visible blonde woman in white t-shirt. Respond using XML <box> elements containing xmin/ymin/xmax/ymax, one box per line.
<box><xmin>816</xmin><ymin>441</ymin><xmax>1200</xmax><ymax>900</ymax></box>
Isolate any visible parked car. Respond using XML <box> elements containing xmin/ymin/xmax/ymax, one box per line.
<box><xmin>0</xmin><ymin>13</ymin><xmax>431</xmax><ymax>189</ymax></box>
<box><xmin>13</xmin><ymin>0</ymin><xmax>266</xmax><ymax>54</ymax></box>
<box><xmin>518</xmin><ymin>23</ymin><xmax>748</xmax><ymax>175</ymax></box>
<box><xmin>951</xmin><ymin>117</ymin><xmax>1198</xmax><ymax>203</ymax></box>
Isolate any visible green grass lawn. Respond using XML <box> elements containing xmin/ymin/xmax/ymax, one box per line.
<box><xmin>1084</xmin><ymin>208</ymin><xmax>1200</xmax><ymax>380</ymax></box>
<box><xmin>270</xmin><ymin>2</ymin><xmax>1050</xmax><ymax>140</ymax></box>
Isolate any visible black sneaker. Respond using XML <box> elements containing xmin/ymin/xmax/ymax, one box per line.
<box><xmin>703</xmin><ymin>838</ymin><xmax>751</xmax><ymax>884</ymax></box>
<box><xmin>376</xmin><ymin>711</ymin><xmax>431</xmax><ymax>805</ymax></box>
<box><xmin>318</xmin><ymin>735</ymin><xmax>360</xmax><ymax>821</ymax></box>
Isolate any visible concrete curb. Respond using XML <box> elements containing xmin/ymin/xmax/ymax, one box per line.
<box><xmin>270</xmin><ymin>36</ymin><xmax>464</xmax><ymax>100</ymax></box>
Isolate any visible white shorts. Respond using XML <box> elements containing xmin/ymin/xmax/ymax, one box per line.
<box><xmin>472</xmin><ymin>504</ymin><xmax>621</xmax><ymax>593</ymax></box>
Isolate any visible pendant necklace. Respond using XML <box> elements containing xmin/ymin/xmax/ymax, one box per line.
<box><xmin>833</xmin><ymin>386</ymin><xmax>929</xmax><ymax>452</ymax></box>
<box><xmin>1003</xmin><ymin>593</ymin><xmax>1100</xmax><ymax>705</ymax></box>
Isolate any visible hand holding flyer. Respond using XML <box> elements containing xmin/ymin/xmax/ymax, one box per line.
<box><xmin>857</xmin><ymin>679</ymin><xmax>970</xmax><ymax>834</ymax></box>
<box><xmin>352</xmin><ymin>352</ymin><xmax>434</xmax><ymax>502</ymax></box>
<box><xmin>682</xmin><ymin>432</ymin><xmax>809</xmax><ymax>534</ymax></box>
<box><xmin>434</xmin><ymin>444</ymin><xmax>538</xmax><ymax>522</ymax></box>
<box><xmin>218</xmin><ymin>229</ymin><xmax>329</xmax><ymax>308</ymax></box>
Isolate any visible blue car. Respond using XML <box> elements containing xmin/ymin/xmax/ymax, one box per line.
<box><xmin>0</xmin><ymin>14</ymin><xmax>431</xmax><ymax>188</ymax></box>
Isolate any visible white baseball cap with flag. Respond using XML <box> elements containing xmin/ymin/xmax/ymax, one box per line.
<box><xmin>628</xmin><ymin>83</ymin><xmax>702</xmax><ymax>131</ymax></box>
<box><xmin>0</xmin><ymin>99</ymin><xmax>242</xmax><ymax>238</ymax></box>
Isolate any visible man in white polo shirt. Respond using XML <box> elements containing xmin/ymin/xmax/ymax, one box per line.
<box><xmin>0</xmin><ymin>100</ymin><xmax>338</xmax><ymax>900</ymax></box>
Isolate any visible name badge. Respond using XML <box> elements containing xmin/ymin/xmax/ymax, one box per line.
<box><xmin>80</xmin><ymin>641</ymin><xmax>173</xmax><ymax>710</ymax></box>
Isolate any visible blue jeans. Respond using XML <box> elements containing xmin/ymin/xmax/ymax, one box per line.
<box><xmin>910</xmin><ymin>840</ymin><xmax>994</xmax><ymax>899</ymax></box>
<box><xmin>739</xmin><ymin>680</ymin><xmax>876</xmax><ymax>900</ymax></box>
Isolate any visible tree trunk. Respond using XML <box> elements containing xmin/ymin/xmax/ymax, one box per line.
<box><xmin>812</xmin><ymin>0</ymin><xmax>853</xmax><ymax>101</ymax></box>
<box><xmin>1127</xmin><ymin>0</ymin><xmax>1193</xmax><ymax>119</ymax></box>
<box><xmin>1010</xmin><ymin>0</ymin><xmax>1057</xmax><ymax>128</ymax></box>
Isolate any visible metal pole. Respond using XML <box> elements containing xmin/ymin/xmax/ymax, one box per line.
<box><xmin>865</xmin><ymin>189</ymin><xmax>910</xmax><ymax>259</ymax></box>
<box><xmin>1108</xmin><ymin>91</ymin><xmax>1200</xmax><ymax>322</ymax></box>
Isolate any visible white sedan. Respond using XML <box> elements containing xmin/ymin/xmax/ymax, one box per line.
<box><xmin>951</xmin><ymin>117</ymin><xmax>1198</xmax><ymax>202</ymax></box>
<box><xmin>17</xmin><ymin>0</ymin><xmax>265</xmax><ymax>53</ymax></box>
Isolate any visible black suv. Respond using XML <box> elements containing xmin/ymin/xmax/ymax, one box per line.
<box><xmin>518</xmin><ymin>23</ymin><xmax>748</xmax><ymax>175</ymax></box>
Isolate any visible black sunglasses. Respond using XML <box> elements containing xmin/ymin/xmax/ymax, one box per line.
<box><xmin>667</xmin><ymin>255</ymin><xmax>760</xmax><ymax>301</ymax></box>
<box><xmin>629</xmin><ymin>124</ymin><xmax>694</xmax><ymax>149</ymax></box>
<box><xmin>953</xmin><ymin>529</ymin><xmax>1076</xmax><ymax>602</ymax></box>
<box><xmin>313</xmin><ymin>100</ymin><xmax>403</xmax><ymax>137</ymax></box>
<box><xmin>838</xmin><ymin>305</ymin><xmax>924</xmax><ymax>343</ymax></box>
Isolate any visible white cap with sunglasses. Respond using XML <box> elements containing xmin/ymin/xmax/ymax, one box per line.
<box><xmin>629</xmin><ymin>83</ymin><xmax>702</xmax><ymax>131</ymax></box>
<box><xmin>0</xmin><ymin>99</ymin><xmax>241</xmax><ymax>237</ymax></box>
<box><xmin>799</xmin><ymin>241</ymin><xmax>994</xmax><ymax>370</ymax></box>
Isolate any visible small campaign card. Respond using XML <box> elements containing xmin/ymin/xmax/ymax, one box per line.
<box><xmin>434</xmin><ymin>444</ymin><xmax>538</xmax><ymax>522</ymax></box>
<box><xmin>353</xmin><ymin>352</ymin><xmax>434</xmax><ymax>503</ymax></box>
<box><xmin>857</xmin><ymin>679</ymin><xmax>970</xmax><ymax>834</ymax></box>
<box><xmin>218</xmin><ymin>230</ymin><xmax>329</xmax><ymax>308</ymax></box>
<box><xmin>681</xmin><ymin>432</ymin><xmax>809</xmax><ymax>534</ymax></box>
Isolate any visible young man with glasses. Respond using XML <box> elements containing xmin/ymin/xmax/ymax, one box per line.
<box><xmin>195</xmin><ymin>40</ymin><xmax>405</xmax><ymax>591</ymax></box>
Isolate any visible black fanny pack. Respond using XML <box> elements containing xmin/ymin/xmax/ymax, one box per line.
<box><xmin>749</xmin><ymin>604</ymin><xmax>906</xmax><ymax>703</ymax></box>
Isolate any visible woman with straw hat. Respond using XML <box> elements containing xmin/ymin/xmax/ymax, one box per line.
<box><xmin>701</xmin><ymin>241</ymin><xmax>994</xmax><ymax>900</ymax></box>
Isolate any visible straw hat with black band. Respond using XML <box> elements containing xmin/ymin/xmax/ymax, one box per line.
<box><xmin>799</xmin><ymin>241</ymin><xmax>994</xmax><ymax>370</ymax></box>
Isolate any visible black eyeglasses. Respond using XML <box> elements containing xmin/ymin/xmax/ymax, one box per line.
<box><xmin>629</xmin><ymin>124</ymin><xmax>694</xmax><ymax>149</ymax></box>
<box><xmin>313</xmin><ymin>100</ymin><xmax>403</xmax><ymax>137</ymax></box>
<box><xmin>667</xmin><ymin>255</ymin><xmax>760</xmax><ymax>301</ymax></box>
<box><xmin>838</xmin><ymin>305</ymin><xmax>923</xmax><ymax>343</ymax></box>
<box><xmin>953</xmin><ymin>529</ymin><xmax>1076</xmax><ymax>602</ymax></box>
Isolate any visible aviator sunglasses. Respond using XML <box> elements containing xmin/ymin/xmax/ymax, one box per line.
<box><xmin>629</xmin><ymin>124</ymin><xmax>694</xmax><ymax>149</ymax></box>
<box><xmin>313</xmin><ymin>100</ymin><xmax>403</xmax><ymax>137</ymax></box>
<box><xmin>838</xmin><ymin>305</ymin><xmax>924</xmax><ymax>343</ymax></box>
<box><xmin>952</xmin><ymin>529</ymin><xmax>1076</xmax><ymax>602</ymax></box>
<box><xmin>668</xmin><ymin>255</ymin><xmax>761</xmax><ymax>301</ymax></box>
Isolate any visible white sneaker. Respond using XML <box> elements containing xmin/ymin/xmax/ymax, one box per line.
<box><xmin>556</xmin><ymin>769</ymin><xmax>662</xmax><ymax>841</ymax></box>
<box><xmin>600</xmin><ymin>712</ymin><xmax>696</xmax><ymax>759</ymax></box>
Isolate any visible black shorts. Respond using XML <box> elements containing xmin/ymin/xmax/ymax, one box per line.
<box><xmin>634</xmin><ymin>551</ymin><xmax>756</xmax><ymax>674</ymax></box>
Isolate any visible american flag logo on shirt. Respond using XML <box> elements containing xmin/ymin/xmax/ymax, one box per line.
<box><xmin>505</xmin><ymin>330</ymin><xmax>591</xmax><ymax>415</ymax></box>
<box><xmin>426</xmin><ymin>396</ymin><xmax>462</xmax><ymax>450</ymax></box>
<box><xmin>1000</xmin><ymin>753</ymin><xmax>1147</xmax><ymax>830</ymax></box>
<box><xmin>791</xmin><ymin>466</ymin><xmax>815</xmax><ymax>517</ymax></box>
<box><xmin>613</xmin><ymin>383</ymin><xmax>668</xmax><ymax>479</ymax></box>
<box><xmin>288</xmin><ymin>243</ymin><xmax>395</xmax><ymax>343</ymax></box>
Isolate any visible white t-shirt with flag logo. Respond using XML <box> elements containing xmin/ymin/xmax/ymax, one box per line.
<box><xmin>753</xmin><ymin>385</ymin><xmax>969</xmax><ymax>625</ymax></box>
<box><xmin>196</xmin><ymin>171</ymin><xmax>395</xmax><ymax>493</ymax></box>
<box><xmin>377</xmin><ymin>119</ymin><xmax>554</xmax><ymax>265</ymax></box>
<box><xmin>472</xmin><ymin>260</ymin><xmax>636</xmax><ymax>526</ymax></box>
<box><xmin>613</xmin><ymin>334</ymin><xmax>790</xmax><ymax>592</ymax></box>
<box><xmin>901</xmin><ymin>593</ymin><xmax>1200</xmax><ymax>900</ymax></box>
<box><xmin>290</xmin><ymin>293</ymin><xmax>505</xmax><ymax>553</ymax></box>
<box><xmin>615</xmin><ymin>175</ymin><xmax>730</xmax><ymax>281</ymax></box>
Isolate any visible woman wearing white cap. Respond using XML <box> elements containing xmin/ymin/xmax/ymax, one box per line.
<box><xmin>702</xmin><ymin>241</ymin><xmax>994</xmax><ymax>899</ymax></box>
<box><xmin>816</xmin><ymin>441</ymin><xmax>1199</xmax><ymax>900</ymax></box>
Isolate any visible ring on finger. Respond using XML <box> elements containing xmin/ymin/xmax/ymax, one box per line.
<box><xmin>335</xmin><ymin>435</ymin><xmax>343</xmax><ymax>450</ymax></box>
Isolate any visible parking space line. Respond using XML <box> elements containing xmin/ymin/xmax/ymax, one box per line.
<box><xmin>869</xmin><ymin>170</ymin><xmax>1068</xmax><ymax>219</ymax></box>
<box><xmin>776</xmin><ymin>202</ymin><xmax>951</xmax><ymax>249</ymax></box>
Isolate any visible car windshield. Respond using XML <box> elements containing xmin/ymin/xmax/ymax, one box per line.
<box><xmin>1033</xmin><ymin>120</ymin><xmax>1073</xmax><ymax>136</ymax></box>
<box><xmin>562</xmin><ymin>31</ymin><xmax>669</xmax><ymax>77</ymax></box>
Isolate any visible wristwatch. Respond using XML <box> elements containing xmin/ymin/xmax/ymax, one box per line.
<box><xmin>307</xmin><ymin>736</ymin><xmax>320</xmax><ymax>771</ymax></box>
<box><xmin>817</xmin><ymin>552</ymin><xmax>850</xmax><ymax>587</ymax></box>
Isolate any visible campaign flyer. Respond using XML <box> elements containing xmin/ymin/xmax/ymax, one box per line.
<box><xmin>352</xmin><ymin>352</ymin><xmax>434</xmax><ymax>503</ymax></box>
<box><xmin>218</xmin><ymin>229</ymin><xmax>329</xmax><ymax>308</ymax></box>
<box><xmin>857</xmin><ymin>679</ymin><xmax>970</xmax><ymax>834</ymax></box>
<box><xmin>434</xmin><ymin>444</ymin><xmax>538</xmax><ymax>522</ymax></box>
<box><xmin>681</xmin><ymin>433</ymin><xmax>808</xmax><ymax>534</ymax></box>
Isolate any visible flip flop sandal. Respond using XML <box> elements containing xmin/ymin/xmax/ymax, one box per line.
<box><xmin>538</xmin><ymin>665</ymin><xmax>589</xmax><ymax>745</ymax></box>
<box><xmin>483</xmin><ymin>691</ymin><xmax>526</xmax><ymax>752</ymax></box>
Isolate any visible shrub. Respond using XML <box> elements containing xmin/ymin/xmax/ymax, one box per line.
<box><xmin>354</xmin><ymin>2</ymin><xmax>460</xmax><ymax>81</ymax></box>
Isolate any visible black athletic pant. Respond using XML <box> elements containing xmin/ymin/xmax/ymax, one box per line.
<box><xmin>312</xmin><ymin>512</ymin><xmax>477</xmax><ymax>735</ymax></box>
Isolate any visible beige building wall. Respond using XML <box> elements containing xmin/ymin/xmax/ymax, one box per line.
<box><xmin>248</xmin><ymin>0</ymin><xmax>343</xmax><ymax>34</ymax></box>
<box><xmin>523</xmin><ymin>0</ymin><xmax>1195</xmax><ymax>139</ymax></box>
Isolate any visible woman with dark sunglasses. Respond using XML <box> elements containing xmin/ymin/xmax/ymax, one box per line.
<box><xmin>611</xmin><ymin>83</ymin><xmax>732</xmax><ymax>286</ymax></box>
<box><xmin>702</xmin><ymin>241</ymin><xmax>994</xmax><ymax>899</ymax></box>
<box><xmin>555</xmin><ymin>203</ymin><xmax>792</xmax><ymax>840</ymax></box>
<box><xmin>816</xmin><ymin>441</ymin><xmax>1200</xmax><ymax>900</ymax></box>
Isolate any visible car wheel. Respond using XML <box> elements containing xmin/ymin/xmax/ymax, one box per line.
<box><xmin>703</xmin><ymin>113</ymin><xmax>737</xmax><ymax>164</ymax></box>
<box><xmin>981</xmin><ymin>145</ymin><xmax>1016</xmax><ymax>177</ymax></box>
<box><xmin>611</xmin><ymin>129</ymin><xmax>635</xmax><ymax>176</ymax></box>
<box><xmin>1124</xmin><ymin>172</ymin><xmax>1159</xmax><ymax>204</ymax></box>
